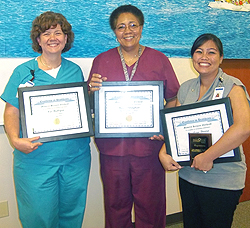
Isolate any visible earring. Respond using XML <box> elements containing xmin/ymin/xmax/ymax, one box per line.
<box><xmin>116</xmin><ymin>38</ymin><xmax>118</xmax><ymax>42</ymax></box>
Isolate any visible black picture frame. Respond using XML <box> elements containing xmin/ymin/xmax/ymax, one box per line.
<box><xmin>94</xmin><ymin>81</ymin><xmax>164</xmax><ymax>138</ymax></box>
<box><xmin>160</xmin><ymin>97</ymin><xmax>241</xmax><ymax>166</ymax></box>
<box><xmin>18</xmin><ymin>82</ymin><xmax>94</xmax><ymax>143</ymax></box>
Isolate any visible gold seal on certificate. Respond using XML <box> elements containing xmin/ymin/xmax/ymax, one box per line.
<box><xmin>189</xmin><ymin>133</ymin><xmax>212</xmax><ymax>164</ymax></box>
<box><xmin>54</xmin><ymin>118</ymin><xmax>60</xmax><ymax>125</ymax></box>
<box><xmin>126</xmin><ymin>115</ymin><xmax>132</xmax><ymax>122</ymax></box>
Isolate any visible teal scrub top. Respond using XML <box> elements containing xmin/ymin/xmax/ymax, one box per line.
<box><xmin>1</xmin><ymin>58</ymin><xmax>90</xmax><ymax>165</ymax></box>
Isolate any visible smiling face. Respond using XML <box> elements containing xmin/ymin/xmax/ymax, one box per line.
<box><xmin>192</xmin><ymin>40</ymin><xmax>223</xmax><ymax>78</ymax></box>
<box><xmin>114</xmin><ymin>12</ymin><xmax>143</xmax><ymax>51</ymax></box>
<box><xmin>37</xmin><ymin>24</ymin><xmax>67</xmax><ymax>56</ymax></box>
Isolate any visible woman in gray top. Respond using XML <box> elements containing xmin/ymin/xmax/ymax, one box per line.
<box><xmin>159</xmin><ymin>33</ymin><xmax>250</xmax><ymax>228</ymax></box>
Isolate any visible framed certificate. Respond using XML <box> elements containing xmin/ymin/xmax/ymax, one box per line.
<box><xmin>18</xmin><ymin>82</ymin><xmax>94</xmax><ymax>143</ymax></box>
<box><xmin>160</xmin><ymin>98</ymin><xmax>241</xmax><ymax>166</ymax></box>
<box><xmin>94</xmin><ymin>81</ymin><xmax>164</xmax><ymax>138</ymax></box>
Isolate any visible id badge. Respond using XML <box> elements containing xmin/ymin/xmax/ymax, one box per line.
<box><xmin>212</xmin><ymin>87</ymin><xmax>224</xmax><ymax>100</ymax></box>
<box><xmin>19</xmin><ymin>81</ymin><xmax>35</xmax><ymax>88</ymax></box>
<box><xmin>16</xmin><ymin>81</ymin><xmax>35</xmax><ymax>97</ymax></box>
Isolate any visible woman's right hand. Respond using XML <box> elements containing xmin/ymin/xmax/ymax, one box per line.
<box><xmin>88</xmin><ymin>73</ymin><xmax>107</xmax><ymax>92</ymax></box>
<box><xmin>4</xmin><ymin>103</ymin><xmax>43</xmax><ymax>154</ymax></box>
<box><xmin>11</xmin><ymin>136</ymin><xmax>43</xmax><ymax>154</ymax></box>
<box><xmin>149</xmin><ymin>134</ymin><xmax>164</xmax><ymax>141</ymax></box>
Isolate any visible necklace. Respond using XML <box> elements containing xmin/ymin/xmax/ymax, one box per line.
<box><xmin>39</xmin><ymin>56</ymin><xmax>61</xmax><ymax>70</ymax></box>
<box><xmin>125</xmin><ymin>53</ymin><xmax>139</xmax><ymax>65</ymax></box>
<box><xmin>118</xmin><ymin>45</ymin><xmax>142</xmax><ymax>81</ymax></box>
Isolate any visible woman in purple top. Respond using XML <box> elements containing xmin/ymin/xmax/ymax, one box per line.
<box><xmin>88</xmin><ymin>5</ymin><xmax>180</xmax><ymax>228</ymax></box>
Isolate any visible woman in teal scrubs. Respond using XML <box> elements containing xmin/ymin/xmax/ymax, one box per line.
<box><xmin>1</xmin><ymin>11</ymin><xmax>91</xmax><ymax>228</ymax></box>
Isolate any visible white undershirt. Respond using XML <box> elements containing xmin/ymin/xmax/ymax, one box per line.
<box><xmin>44</xmin><ymin>66</ymin><xmax>61</xmax><ymax>78</ymax></box>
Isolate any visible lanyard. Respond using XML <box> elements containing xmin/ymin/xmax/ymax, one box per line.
<box><xmin>118</xmin><ymin>45</ymin><xmax>142</xmax><ymax>81</ymax></box>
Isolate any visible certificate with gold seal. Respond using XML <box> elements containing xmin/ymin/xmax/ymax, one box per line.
<box><xmin>94</xmin><ymin>81</ymin><xmax>164</xmax><ymax>138</ymax></box>
<box><xmin>105</xmin><ymin>90</ymin><xmax>154</xmax><ymax>128</ymax></box>
<box><xmin>18</xmin><ymin>82</ymin><xmax>93</xmax><ymax>142</ymax></box>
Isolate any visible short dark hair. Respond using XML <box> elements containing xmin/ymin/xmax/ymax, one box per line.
<box><xmin>30</xmin><ymin>11</ymin><xmax>74</xmax><ymax>53</ymax></box>
<box><xmin>191</xmin><ymin>33</ymin><xmax>223</xmax><ymax>57</ymax></box>
<box><xmin>109</xmin><ymin>5</ymin><xmax>144</xmax><ymax>31</ymax></box>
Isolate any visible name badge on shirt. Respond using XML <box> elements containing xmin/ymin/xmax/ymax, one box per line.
<box><xmin>212</xmin><ymin>87</ymin><xmax>224</xmax><ymax>100</ymax></box>
<box><xmin>16</xmin><ymin>81</ymin><xmax>35</xmax><ymax>97</ymax></box>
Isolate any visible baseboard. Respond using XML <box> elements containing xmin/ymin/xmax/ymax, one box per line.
<box><xmin>166</xmin><ymin>212</ymin><xmax>183</xmax><ymax>225</ymax></box>
<box><xmin>132</xmin><ymin>212</ymin><xmax>183</xmax><ymax>227</ymax></box>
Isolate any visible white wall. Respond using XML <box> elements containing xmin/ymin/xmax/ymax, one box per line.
<box><xmin>0</xmin><ymin>58</ymin><xmax>198</xmax><ymax>228</ymax></box>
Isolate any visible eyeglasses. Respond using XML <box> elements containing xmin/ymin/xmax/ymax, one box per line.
<box><xmin>116</xmin><ymin>23</ymin><xmax>140</xmax><ymax>32</ymax></box>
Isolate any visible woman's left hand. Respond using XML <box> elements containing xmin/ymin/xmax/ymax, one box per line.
<box><xmin>191</xmin><ymin>152</ymin><xmax>213</xmax><ymax>172</ymax></box>
<box><xmin>159</xmin><ymin>144</ymin><xmax>182</xmax><ymax>171</ymax></box>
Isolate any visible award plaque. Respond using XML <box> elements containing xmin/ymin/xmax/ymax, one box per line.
<box><xmin>94</xmin><ymin>81</ymin><xmax>164</xmax><ymax>138</ymax></box>
<box><xmin>160</xmin><ymin>98</ymin><xmax>241</xmax><ymax>166</ymax></box>
<box><xmin>18</xmin><ymin>82</ymin><xmax>94</xmax><ymax>143</ymax></box>
<box><xmin>189</xmin><ymin>133</ymin><xmax>212</xmax><ymax>164</ymax></box>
